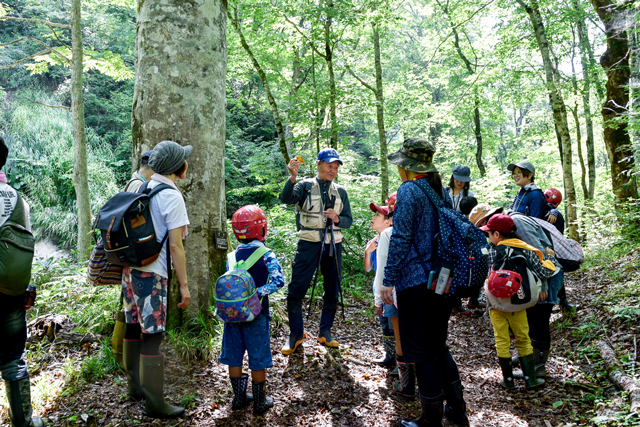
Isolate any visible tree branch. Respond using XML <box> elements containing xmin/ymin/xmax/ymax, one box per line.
<box><xmin>20</xmin><ymin>96</ymin><xmax>70</xmax><ymax>110</ymax></box>
<box><xmin>345</xmin><ymin>64</ymin><xmax>376</xmax><ymax>93</ymax></box>
<box><xmin>0</xmin><ymin>36</ymin><xmax>70</xmax><ymax>64</ymax></box>
<box><xmin>0</xmin><ymin>16</ymin><xmax>71</xmax><ymax>29</ymax></box>
<box><xmin>270</xmin><ymin>2</ymin><xmax>326</xmax><ymax>59</ymax></box>
<box><xmin>0</xmin><ymin>49</ymin><xmax>51</xmax><ymax>69</ymax></box>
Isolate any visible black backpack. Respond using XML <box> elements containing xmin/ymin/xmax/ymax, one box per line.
<box><xmin>94</xmin><ymin>182</ymin><xmax>172</xmax><ymax>267</ymax></box>
<box><xmin>492</xmin><ymin>245</ymin><xmax>537</xmax><ymax>307</ymax></box>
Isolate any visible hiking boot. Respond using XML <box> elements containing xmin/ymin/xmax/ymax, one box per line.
<box><xmin>140</xmin><ymin>355</ymin><xmax>185</xmax><ymax>418</ymax></box>
<box><xmin>317</xmin><ymin>330</ymin><xmax>339</xmax><ymax>348</ymax></box>
<box><xmin>372</xmin><ymin>335</ymin><xmax>396</xmax><ymax>368</ymax></box>
<box><xmin>467</xmin><ymin>296</ymin><xmax>486</xmax><ymax>309</ymax></box>
<box><xmin>443</xmin><ymin>379</ymin><xmax>470</xmax><ymax>427</ymax></box>
<box><xmin>393</xmin><ymin>360</ymin><xmax>415</xmax><ymax>399</ymax></box>
<box><xmin>560</xmin><ymin>299</ymin><xmax>576</xmax><ymax>313</ymax></box>
<box><xmin>400</xmin><ymin>394</ymin><xmax>444</xmax><ymax>427</ymax></box>
<box><xmin>112</xmin><ymin>311</ymin><xmax>126</xmax><ymax>366</ymax></box>
<box><xmin>123</xmin><ymin>339</ymin><xmax>144</xmax><ymax>401</ymax></box>
<box><xmin>5</xmin><ymin>377</ymin><xmax>45</xmax><ymax>427</ymax></box>
<box><xmin>281</xmin><ymin>333</ymin><xmax>304</xmax><ymax>355</ymax></box>
<box><xmin>498</xmin><ymin>357</ymin><xmax>515</xmax><ymax>390</ymax></box>
<box><xmin>252</xmin><ymin>380</ymin><xmax>274</xmax><ymax>416</ymax></box>
<box><xmin>519</xmin><ymin>354</ymin><xmax>545</xmax><ymax>390</ymax></box>
<box><xmin>230</xmin><ymin>374</ymin><xmax>253</xmax><ymax>411</ymax></box>
<box><xmin>451</xmin><ymin>305</ymin><xmax>472</xmax><ymax>316</ymax></box>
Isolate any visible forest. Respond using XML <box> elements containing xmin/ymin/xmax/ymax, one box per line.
<box><xmin>0</xmin><ymin>0</ymin><xmax>639</xmax><ymax>425</ymax></box>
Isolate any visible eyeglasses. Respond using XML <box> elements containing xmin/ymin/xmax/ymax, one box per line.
<box><xmin>511</xmin><ymin>173</ymin><xmax>522</xmax><ymax>178</ymax></box>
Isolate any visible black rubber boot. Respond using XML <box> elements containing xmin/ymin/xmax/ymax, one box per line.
<box><xmin>230</xmin><ymin>374</ymin><xmax>254</xmax><ymax>410</ymax></box>
<box><xmin>533</xmin><ymin>348</ymin><xmax>550</xmax><ymax>378</ymax></box>
<box><xmin>5</xmin><ymin>377</ymin><xmax>45</xmax><ymax>427</ymax></box>
<box><xmin>443</xmin><ymin>380</ymin><xmax>470</xmax><ymax>427</ymax></box>
<box><xmin>519</xmin><ymin>354</ymin><xmax>545</xmax><ymax>390</ymax></box>
<box><xmin>140</xmin><ymin>355</ymin><xmax>185</xmax><ymax>418</ymax></box>
<box><xmin>498</xmin><ymin>358</ymin><xmax>515</xmax><ymax>389</ymax></box>
<box><xmin>122</xmin><ymin>339</ymin><xmax>144</xmax><ymax>400</ymax></box>
<box><xmin>393</xmin><ymin>360</ymin><xmax>416</xmax><ymax>399</ymax></box>
<box><xmin>400</xmin><ymin>394</ymin><xmax>444</xmax><ymax>427</ymax></box>
<box><xmin>252</xmin><ymin>380</ymin><xmax>274</xmax><ymax>415</ymax></box>
<box><xmin>372</xmin><ymin>335</ymin><xmax>396</xmax><ymax>368</ymax></box>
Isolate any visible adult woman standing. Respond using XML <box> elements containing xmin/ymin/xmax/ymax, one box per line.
<box><xmin>381</xmin><ymin>138</ymin><xmax>469</xmax><ymax>427</ymax></box>
<box><xmin>446</xmin><ymin>165</ymin><xmax>474</xmax><ymax>213</ymax></box>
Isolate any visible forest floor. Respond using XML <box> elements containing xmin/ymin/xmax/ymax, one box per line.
<box><xmin>4</xmin><ymin>252</ymin><xmax>640</xmax><ymax>427</ymax></box>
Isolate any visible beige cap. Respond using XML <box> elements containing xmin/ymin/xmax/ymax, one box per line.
<box><xmin>468</xmin><ymin>203</ymin><xmax>504</xmax><ymax>227</ymax></box>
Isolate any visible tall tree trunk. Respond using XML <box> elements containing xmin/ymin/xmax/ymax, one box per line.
<box><xmin>517</xmin><ymin>0</ymin><xmax>579</xmax><ymax>240</ymax></box>
<box><xmin>132</xmin><ymin>0</ymin><xmax>227</xmax><ymax>324</ymax></box>
<box><xmin>228</xmin><ymin>7</ymin><xmax>290</xmax><ymax>165</ymax></box>
<box><xmin>629</xmin><ymin>5</ymin><xmax>639</xmax><ymax>150</ymax></box>
<box><xmin>443</xmin><ymin>2</ymin><xmax>486</xmax><ymax>177</ymax></box>
<box><xmin>570</xmin><ymin>35</ymin><xmax>589</xmax><ymax>200</ymax></box>
<box><xmin>372</xmin><ymin>22</ymin><xmax>388</xmax><ymax>202</ymax></box>
<box><xmin>312</xmin><ymin>49</ymin><xmax>321</xmax><ymax>154</ymax></box>
<box><xmin>574</xmin><ymin>0</ymin><xmax>598</xmax><ymax>199</ymax></box>
<box><xmin>591</xmin><ymin>0</ymin><xmax>639</xmax><ymax>204</ymax></box>
<box><xmin>70</xmin><ymin>0</ymin><xmax>91</xmax><ymax>259</ymax></box>
<box><xmin>324</xmin><ymin>0</ymin><xmax>338</xmax><ymax>149</ymax></box>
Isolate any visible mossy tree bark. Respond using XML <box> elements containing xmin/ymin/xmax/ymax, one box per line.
<box><xmin>71</xmin><ymin>0</ymin><xmax>92</xmax><ymax>260</ymax></box>
<box><xmin>132</xmin><ymin>0</ymin><xmax>227</xmax><ymax>325</ymax></box>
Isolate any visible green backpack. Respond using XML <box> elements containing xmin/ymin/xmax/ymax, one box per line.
<box><xmin>0</xmin><ymin>191</ymin><xmax>35</xmax><ymax>295</ymax></box>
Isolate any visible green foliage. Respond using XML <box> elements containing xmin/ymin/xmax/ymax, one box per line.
<box><xmin>165</xmin><ymin>308</ymin><xmax>222</xmax><ymax>363</ymax></box>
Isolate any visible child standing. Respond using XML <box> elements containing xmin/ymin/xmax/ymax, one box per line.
<box><xmin>481</xmin><ymin>214</ymin><xmax>556</xmax><ymax>390</ymax></box>
<box><xmin>218</xmin><ymin>205</ymin><xmax>284</xmax><ymax>415</ymax></box>
<box><xmin>543</xmin><ymin>188</ymin><xmax>573</xmax><ymax>312</ymax></box>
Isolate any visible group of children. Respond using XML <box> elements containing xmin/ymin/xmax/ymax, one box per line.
<box><xmin>218</xmin><ymin>158</ymin><xmax>568</xmax><ymax>416</ymax></box>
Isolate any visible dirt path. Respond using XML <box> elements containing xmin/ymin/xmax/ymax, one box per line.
<box><xmin>11</xmin><ymin>272</ymin><xmax>603</xmax><ymax>427</ymax></box>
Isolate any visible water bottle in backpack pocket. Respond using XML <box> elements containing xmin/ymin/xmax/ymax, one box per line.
<box><xmin>215</xmin><ymin>246</ymin><xmax>269</xmax><ymax>323</ymax></box>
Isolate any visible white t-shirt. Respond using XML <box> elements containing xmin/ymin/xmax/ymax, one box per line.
<box><xmin>0</xmin><ymin>183</ymin><xmax>31</xmax><ymax>230</ymax></box>
<box><xmin>373</xmin><ymin>226</ymin><xmax>393</xmax><ymax>308</ymax></box>
<box><xmin>134</xmin><ymin>180</ymin><xmax>189</xmax><ymax>278</ymax></box>
<box><xmin>447</xmin><ymin>187</ymin><xmax>475</xmax><ymax>213</ymax></box>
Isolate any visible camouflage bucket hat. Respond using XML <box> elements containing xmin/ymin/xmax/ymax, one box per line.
<box><xmin>387</xmin><ymin>137</ymin><xmax>438</xmax><ymax>174</ymax></box>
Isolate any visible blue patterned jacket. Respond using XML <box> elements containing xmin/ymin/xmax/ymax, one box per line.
<box><xmin>382</xmin><ymin>178</ymin><xmax>452</xmax><ymax>292</ymax></box>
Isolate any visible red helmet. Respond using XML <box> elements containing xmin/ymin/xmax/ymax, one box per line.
<box><xmin>487</xmin><ymin>269</ymin><xmax>522</xmax><ymax>299</ymax></box>
<box><xmin>232</xmin><ymin>205</ymin><xmax>268</xmax><ymax>242</ymax></box>
<box><xmin>544</xmin><ymin>188</ymin><xmax>562</xmax><ymax>205</ymax></box>
<box><xmin>385</xmin><ymin>192</ymin><xmax>398</xmax><ymax>213</ymax></box>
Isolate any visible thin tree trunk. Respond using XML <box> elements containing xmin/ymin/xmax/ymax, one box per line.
<box><xmin>591</xmin><ymin>0</ymin><xmax>639</xmax><ymax>204</ymax></box>
<box><xmin>324</xmin><ymin>0</ymin><xmax>338</xmax><ymax>149</ymax></box>
<box><xmin>132</xmin><ymin>0</ymin><xmax>227</xmax><ymax>324</ymax></box>
<box><xmin>228</xmin><ymin>8</ymin><xmax>290</xmax><ymax>165</ymax></box>
<box><xmin>70</xmin><ymin>0</ymin><xmax>91</xmax><ymax>259</ymax></box>
<box><xmin>372</xmin><ymin>22</ymin><xmax>388</xmax><ymax>202</ymax></box>
<box><xmin>629</xmin><ymin>6</ymin><xmax>639</xmax><ymax>150</ymax></box>
<box><xmin>517</xmin><ymin>0</ymin><xmax>579</xmax><ymax>240</ymax></box>
<box><xmin>312</xmin><ymin>49</ymin><xmax>321</xmax><ymax>154</ymax></box>
<box><xmin>570</xmin><ymin>32</ymin><xmax>589</xmax><ymax>200</ymax></box>
<box><xmin>574</xmin><ymin>0</ymin><xmax>597</xmax><ymax>199</ymax></box>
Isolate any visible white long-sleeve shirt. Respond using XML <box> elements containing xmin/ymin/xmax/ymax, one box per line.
<box><xmin>374</xmin><ymin>226</ymin><xmax>393</xmax><ymax>307</ymax></box>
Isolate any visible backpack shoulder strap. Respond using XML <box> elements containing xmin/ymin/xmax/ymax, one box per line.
<box><xmin>7</xmin><ymin>188</ymin><xmax>26</xmax><ymax>227</ymax></box>
<box><xmin>409</xmin><ymin>180</ymin><xmax>444</xmax><ymax>211</ymax></box>
<box><xmin>147</xmin><ymin>183</ymin><xmax>174</xmax><ymax>198</ymax></box>
<box><xmin>233</xmin><ymin>246</ymin><xmax>269</xmax><ymax>271</ymax></box>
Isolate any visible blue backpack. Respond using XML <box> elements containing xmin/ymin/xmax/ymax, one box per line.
<box><xmin>410</xmin><ymin>180</ymin><xmax>489</xmax><ymax>299</ymax></box>
<box><xmin>215</xmin><ymin>246</ymin><xmax>269</xmax><ymax>323</ymax></box>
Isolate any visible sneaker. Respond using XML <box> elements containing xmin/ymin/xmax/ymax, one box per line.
<box><xmin>317</xmin><ymin>330</ymin><xmax>339</xmax><ymax>348</ymax></box>
<box><xmin>467</xmin><ymin>296</ymin><xmax>486</xmax><ymax>309</ymax></box>
<box><xmin>451</xmin><ymin>305</ymin><xmax>472</xmax><ymax>316</ymax></box>
<box><xmin>560</xmin><ymin>300</ymin><xmax>576</xmax><ymax>313</ymax></box>
<box><xmin>281</xmin><ymin>333</ymin><xmax>304</xmax><ymax>355</ymax></box>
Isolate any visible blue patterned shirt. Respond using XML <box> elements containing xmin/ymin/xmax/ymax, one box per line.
<box><xmin>382</xmin><ymin>179</ymin><xmax>452</xmax><ymax>292</ymax></box>
<box><xmin>232</xmin><ymin>241</ymin><xmax>285</xmax><ymax>297</ymax></box>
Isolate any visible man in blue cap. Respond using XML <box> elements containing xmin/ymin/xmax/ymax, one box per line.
<box><xmin>280</xmin><ymin>148</ymin><xmax>353</xmax><ymax>354</ymax></box>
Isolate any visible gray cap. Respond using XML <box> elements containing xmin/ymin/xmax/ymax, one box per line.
<box><xmin>452</xmin><ymin>165</ymin><xmax>472</xmax><ymax>182</ymax></box>
<box><xmin>148</xmin><ymin>141</ymin><xmax>193</xmax><ymax>175</ymax></box>
<box><xmin>507</xmin><ymin>160</ymin><xmax>535</xmax><ymax>175</ymax></box>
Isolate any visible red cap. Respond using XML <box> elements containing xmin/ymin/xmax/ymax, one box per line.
<box><xmin>480</xmin><ymin>214</ymin><xmax>516</xmax><ymax>234</ymax></box>
<box><xmin>370</xmin><ymin>192</ymin><xmax>398</xmax><ymax>216</ymax></box>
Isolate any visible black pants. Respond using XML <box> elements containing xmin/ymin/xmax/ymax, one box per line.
<box><xmin>0</xmin><ymin>293</ymin><xmax>28</xmax><ymax>381</ymax></box>
<box><xmin>397</xmin><ymin>283</ymin><xmax>461</xmax><ymax>399</ymax></box>
<box><xmin>287</xmin><ymin>240</ymin><xmax>342</xmax><ymax>337</ymax></box>
<box><xmin>526</xmin><ymin>303</ymin><xmax>554</xmax><ymax>349</ymax></box>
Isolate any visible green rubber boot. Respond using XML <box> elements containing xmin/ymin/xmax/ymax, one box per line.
<box><xmin>140</xmin><ymin>355</ymin><xmax>185</xmax><ymax>418</ymax></box>
<box><xmin>122</xmin><ymin>339</ymin><xmax>144</xmax><ymax>401</ymax></box>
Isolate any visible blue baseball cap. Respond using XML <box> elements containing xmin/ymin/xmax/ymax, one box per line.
<box><xmin>141</xmin><ymin>150</ymin><xmax>153</xmax><ymax>165</ymax></box>
<box><xmin>317</xmin><ymin>148</ymin><xmax>343</xmax><ymax>165</ymax></box>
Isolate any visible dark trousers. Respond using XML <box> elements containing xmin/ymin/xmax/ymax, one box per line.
<box><xmin>526</xmin><ymin>303</ymin><xmax>554</xmax><ymax>349</ymax></box>
<box><xmin>0</xmin><ymin>292</ymin><xmax>28</xmax><ymax>381</ymax></box>
<box><xmin>397</xmin><ymin>283</ymin><xmax>461</xmax><ymax>399</ymax></box>
<box><xmin>287</xmin><ymin>240</ymin><xmax>342</xmax><ymax>337</ymax></box>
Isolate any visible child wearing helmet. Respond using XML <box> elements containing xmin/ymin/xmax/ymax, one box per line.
<box><xmin>481</xmin><ymin>214</ymin><xmax>557</xmax><ymax>391</ymax></box>
<box><xmin>364</xmin><ymin>193</ymin><xmax>403</xmax><ymax>380</ymax></box>
<box><xmin>218</xmin><ymin>205</ymin><xmax>284</xmax><ymax>415</ymax></box>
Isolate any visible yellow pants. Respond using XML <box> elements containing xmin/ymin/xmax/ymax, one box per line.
<box><xmin>489</xmin><ymin>309</ymin><xmax>533</xmax><ymax>359</ymax></box>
